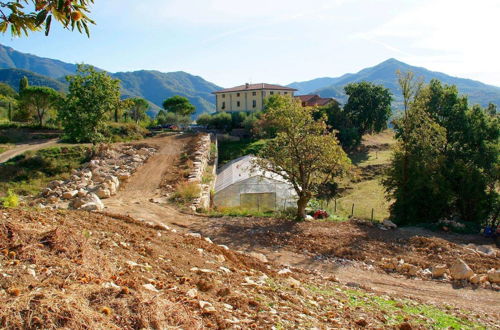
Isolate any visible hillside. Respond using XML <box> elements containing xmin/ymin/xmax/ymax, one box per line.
<box><xmin>290</xmin><ymin>58</ymin><xmax>500</xmax><ymax>107</ymax></box>
<box><xmin>0</xmin><ymin>68</ymin><xmax>67</xmax><ymax>92</ymax></box>
<box><xmin>0</xmin><ymin>44</ymin><xmax>220</xmax><ymax>116</ymax></box>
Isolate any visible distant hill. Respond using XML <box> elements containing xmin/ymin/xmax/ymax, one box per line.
<box><xmin>0</xmin><ymin>68</ymin><xmax>67</xmax><ymax>92</ymax></box>
<box><xmin>0</xmin><ymin>44</ymin><xmax>220</xmax><ymax>116</ymax></box>
<box><xmin>289</xmin><ymin>59</ymin><xmax>500</xmax><ymax>107</ymax></box>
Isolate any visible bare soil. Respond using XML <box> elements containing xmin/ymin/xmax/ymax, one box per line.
<box><xmin>0</xmin><ymin>138</ymin><xmax>59</xmax><ymax>163</ymax></box>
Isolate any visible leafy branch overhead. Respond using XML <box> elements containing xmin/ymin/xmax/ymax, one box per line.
<box><xmin>0</xmin><ymin>0</ymin><xmax>95</xmax><ymax>37</ymax></box>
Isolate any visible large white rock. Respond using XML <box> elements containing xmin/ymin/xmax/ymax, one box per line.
<box><xmin>431</xmin><ymin>264</ymin><xmax>448</xmax><ymax>278</ymax></box>
<box><xmin>62</xmin><ymin>190</ymin><xmax>78</xmax><ymax>200</ymax></box>
<box><xmin>96</xmin><ymin>188</ymin><xmax>111</xmax><ymax>199</ymax></box>
<box><xmin>450</xmin><ymin>259</ymin><xmax>474</xmax><ymax>280</ymax></box>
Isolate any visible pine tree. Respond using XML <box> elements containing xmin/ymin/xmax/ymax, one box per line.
<box><xmin>19</xmin><ymin>76</ymin><xmax>28</xmax><ymax>92</ymax></box>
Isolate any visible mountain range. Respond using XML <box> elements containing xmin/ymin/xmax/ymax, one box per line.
<box><xmin>0</xmin><ymin>43</ymin><xmax>499</xmax><ymax>117</ymax></box>
<box><xmin>288</xmin><ymin>58</ymin><xmax>500</xmax><ymax>107</ymax></box>
<box><xmin>0</xmin><ymin>44</ymin><xmax>220</xmax><ymax>116</ymax></box>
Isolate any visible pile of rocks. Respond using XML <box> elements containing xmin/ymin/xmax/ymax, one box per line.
<box><xmin>187</xmin><ymin>134</ymin><xmax>214</xmax><ymax>211</ymax></box>
<box><xmin>380</xmin><ymin>257</ymin><xmax>500</xmax><ymax>289</ymax></box>
<box><xmin>34</xmin><ymin>144</ymin><xmax>157</xmax><ymax>211</ymax></box>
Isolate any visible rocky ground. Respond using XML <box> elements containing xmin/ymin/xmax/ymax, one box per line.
<box><xmin>31</xmin><ymin>143</ymin><xmax>157</xmax><ymax>211</ymax></box>
<box><xmin>0</xmin><ymin>209</ymin><xmax>497</xmax><ymax>329</ymax></box>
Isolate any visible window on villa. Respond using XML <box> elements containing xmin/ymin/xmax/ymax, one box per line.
<box><xmin>284</xmin><ymin>92</ymin><xmax>288</xmax><ymax>95</ymax></box>
<box><xmin>237</xmin><ymin>93</ymin><xmax>240</xmax><ymax>97</ymax></box>
<box><xmin>252</xmin><ymin>100</ymin><xmax>256</xmax><ymax>108</ymax></box>
<box><xmin>252</xmin><ymin>91</ymin><xmax>257</xmax><ymax>96</ymax></box>
<box><xmin>237</xmin><ymin>101</ymin><xmax>241</xmax><ymax>107</ymax></box>
<box><xmin>222</xmin><ymin>102</ymin><xmax>226</xmax><ymax>109</ymax></box>
<box><xmin>222</xmin><ymin>94</ymin><xmax>225</xmax><ymax>98</ymax></box>
<box><xmin>270</xmin><ymin>91</ymin><xmax>274</xmax><ymax>95</ymax></box>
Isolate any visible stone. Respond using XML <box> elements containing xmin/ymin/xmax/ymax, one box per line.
<box><xmin>72</xmin><ymin>198</ymin><xmax>86</xmax><ymax>209</ymax></box>
<box><xmin>487</xmin><ymin>269</ymin><xmax>500</xmax><ymax>284</ymax></box>
<box><xmin>48</xmin><ymin>180</ymin><xmax>64</xmax><ymax>189</ymax></box>
<box><xmin>142</xmin><ymin>283</ymin><xmax>160</xmax><ymax>292</ymax></box>
<box><xmin>469</xmin><ymin>274</ymin><xmax>481</xmax><ymax>284</ymax></box>
<box><xmin>476</xmin><ymin>245</ymin><xmax>495</xmax><ymax>257</ymax></box>
<box><xmin>287</xmin><ymin>277</ymin><xmax>301</xmax><ymax>288</ymax></box>
<box><xmin>249</xmin><ymin>252</ymin><xmax>268</xmax><ymax>263</ymax></box>
<box><xmin>187</xmin><ymin>233</ymin><xmax>202</xmax><ymax>239</ymax></box>
<box><xmin>77</xmin><ymin>189</ymin><xmax>87</xmax><ymax>198</ymax></box>
<box><xmin>118</xmin><ymin>173</ymin><xmax>131</xmax><ymax>181</ymax></box>
<box><xmin>62</xmin><ymin>190</ymin><xmax>78</xmax><ymax>200</ymax></box>
<box><xmin>186</xmin><ymin>288</ymin><xmax>198</xmax><ymax>298</ymax></box>
<box><xmin>81</xmin><ymin>202</ymin><xmax>104</xmax><ymax>211</ymax></box>
<box><xmin>96</xmin><ymin>188</ymin><xmax>111</xmax><ymax>199</ymax></box>
<box><xmin>380</xmin><ymin>258</ymin><xmax>397</xmax><ymax>271</ymax></box>
<box><xmin>449</xmin><ymin>259</ymin><xmax>474</xmax><ymax>280</ymax></box>
<box><xmin>199</xmin><ymin>301</ymin><xmax>216</xmax><ymax>314</ymax></box>
<box><xmin>382</xmin><ymin>219</ymin><xmax>398</xmax><ymax>229</ymax></box>
<box><xmin>41</xmin><ymin>188</ymin><xmax>52</xmax><ymax>197</ymax></box>
<box><xmin>431</xmin><ymin>264</ymin><xmax>448</xmax><ymax>278</ymax></box>
<box><xmin>406</xmin><ymin>264</ymin><xmax>419</xmax><ymax>276</ymax></box>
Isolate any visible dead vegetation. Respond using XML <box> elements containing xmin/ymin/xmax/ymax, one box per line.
<box><xmin>0</xmin><ymin>208</ymin><xmax>494</xmax><ymax>329</ymax></box>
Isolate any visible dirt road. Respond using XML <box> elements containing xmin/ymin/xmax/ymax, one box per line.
<box><xmin>105</xmin><ymin>134</ymin><xmax>198</xmax><ymax>225</ymax></box>
<box><xmin>0</xmin><ymin>138</ymin><xmax>59</xmax><ymax>163</ymax></box>
<box><xmin>105</xmin><ymin>134</ymin><xmax>500</xmax><ymax>318</ymax></box>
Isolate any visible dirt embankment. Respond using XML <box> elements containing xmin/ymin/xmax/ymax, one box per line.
<box><xmin>1</xmin><ymin>208</ymin><xmax>497</xmax><ymax>329</ymax></box>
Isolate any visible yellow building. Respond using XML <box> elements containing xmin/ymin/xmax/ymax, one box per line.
<box><xmin>213</xmin><ymin>83</ymin><xmax>297</xmax><ymax>112</ymax></box>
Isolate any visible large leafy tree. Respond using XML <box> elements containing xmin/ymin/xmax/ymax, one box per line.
<box><xmin>162</xmin><ymin>95</ymin><xmax>195</xmax><ymax>117</ymax></box>
<box><xmin>344</xmin><ymin>81</ymin><xmax>392</xmax><ymax>135</ymax></box>
<box><xmin>127</xmin><ymin>97</ymin><xmax>149</xmax><ymax>123</ymax></box>
<box><xmin>59</xmin><ymin>64</ymin><xmax>121</xmax><ymax>143</ymax></box>
<box><xmin>385</xmin><ymin>78</ymin><xmax>499</xmax><ymax>225</ymax></box>
<box><xmin>0</xmin><ymin>0</ymin><xmax>94</xmax><ymax>37</ymax></box>
<box><xmin>315</xmin><ymin>101</ymin><xmax>361</xmax><ymax>151</ymax></box>
<box><xmin>254</xmin><ymin>95</ymin><xmax>350</xmax><ymax>220</ymax></box>
<box><xmin>19</xmin><ymin>85</ymin><xmax>61</xmax><ymax>126</ymax></box>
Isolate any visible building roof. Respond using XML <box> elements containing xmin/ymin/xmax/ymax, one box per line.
<box><xmin>213</xmin><ymin>83</ymin><xmax>297</xmax><ymax>94</ymax></box>
<box><xmin>295</xmin><ymin>94</ymin><xmax>337</xmax><ymax>107</ymax></box>
<box><xmin>215</xmin><ymin>155</ymin><xmax>289</xmax><ymax>192</ymax></box>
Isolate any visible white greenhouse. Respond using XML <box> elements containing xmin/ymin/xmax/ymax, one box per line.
<box><xmin>214</xmin><ymin>155</ymin><xmax>297</xmax><ymax>211</ymax></box>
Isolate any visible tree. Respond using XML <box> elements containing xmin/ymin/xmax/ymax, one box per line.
<box><xmin>315</xmin><ymin>101</ymin><xmax>361</xmax><ymax>151</ymax></box>
<box><xmin>127</xmin><ymin>97</ymin><xmax>149</xmax><ymax>123</ymax></box>
<box><xmin>397</xmin><ymin>70</ymin><xmax>423</xmax><ymax>116</ymax></box>
<box><xmin>0</xmin><ymin>82</ymin><xmax>17</xmax><ymax>97</ymax></box>
<box><xmin>19</xmin><ymin>76</ymin><xmax>28</xmax><ymax>92</ymax></box>
<box><xmin>385</xmin><ymin>79</ymin><xmax>499</xmax><ymax>225</ymax></box>
<box><xmin>344</xmin><ymin>81</ymin><xmax>392</xmax><ymax>135</ymax></box>
<box><xmin>0</xmin><ymin>0</ymin><xmax>94</xmax><ymax>37</ymax></box>
<box><xmin>59</xmin><ymin>64</ymin><xmax>121</xmax><ymax>143</ymax></box>
<box><xmin>196</xmin><ymin>113</ymin><xmax>212</xmax><ymax>127</ymax></box>
<box><xmin>157</xmin><ymin>111</ymin><xmax>190</xmax><ymax>126</ymax></box>
<box><xmin>162</xmin><ymin>96</ymin><xmax>195</xmax><ymax>117</ymax></box>
<box><xmin>19</xmin><ymin>86</ymin><xmax>61</xmax><ymax>126</ymax></box>
<box><xmin>254</xmin><ymin>95</ymin><xmax>350</xmax><ymax>220</ymax></box>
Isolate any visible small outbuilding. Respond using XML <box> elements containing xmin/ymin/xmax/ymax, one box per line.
<box><xmin>214</xmin><ymin>155</ymin><xmax>297</xmax><ymax>211</ymax></box>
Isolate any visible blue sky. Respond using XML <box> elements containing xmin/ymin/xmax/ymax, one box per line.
<box><xmin>1</xmin><ymin>0</ymin><xmax>499</xmax><ymax>87</ymax></box>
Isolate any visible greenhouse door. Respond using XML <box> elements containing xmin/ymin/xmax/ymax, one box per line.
<box><xmin>240</xmin><ymin>193</ymin><xmax>276</xmax><ymax>212</ymax></box>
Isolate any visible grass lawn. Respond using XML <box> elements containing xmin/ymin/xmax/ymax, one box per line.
<box><xmin>218</xmin><ymin>139</ymin><xmax>267</xmax><ymax>165</ymax></box>
<box><xmin>0</xmin><ymin>146</ymin><xmax>91</xmax><ymax>197</ymax></box>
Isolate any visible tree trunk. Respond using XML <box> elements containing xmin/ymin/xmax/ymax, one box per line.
<box><xmin>296</xmin><ymin>195</ymin><xmax>309</xmax><ymax>221</ymax></box>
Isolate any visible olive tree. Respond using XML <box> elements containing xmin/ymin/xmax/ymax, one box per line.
<box><xmin>19</xmin><ymin>86</ymin><xmax>61</xmax><ymax>126</ymax></box>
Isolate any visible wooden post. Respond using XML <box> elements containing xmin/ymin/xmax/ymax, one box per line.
<box><xmin>334</xmin><ymin>199</ymin><xmax>337</xmax><ymax>212</ymax></box>
<box><xmin>371</xmin><ymin>208</ymin><xmax>374</xmax><ymax>222</ymax></box>
<box><xmin>351</xmin><ymin>203</ymin><xmax>354</xmax><ymax>217</ymax></box>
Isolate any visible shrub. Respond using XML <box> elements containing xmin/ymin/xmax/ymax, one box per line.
<box><xmin>102</xmin><ymin>122</ymin><xmax>148</xmax><ymax>142</ymax></box>
<box><xmin>172</xmin><ymin>182</ymin><xmax>200</xmax><ymax>204</ymax></box>
<box><xmin>1</xmin><ymin>190</ymin><xmax>19</xmax><ymax>208</ymax></box>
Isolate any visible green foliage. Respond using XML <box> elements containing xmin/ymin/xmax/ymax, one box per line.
<box><xmin>59</xmin><ymin>64</ymin><xmax>121</xmax><ymax>143</ymax></box>
<box><xmin>255</xmin><ymin>95</ymin><xmax>351</xmax><ymax>219</ymax></box>
<box><xmin>19</xmin><ymin>75</ymin><xmax>28</xmax><ymax>92</ymax></box>
<box><xmin>0</xmin><ymin>146</ymin><xmax>90</xmax><ymax>196</ymax></box>
<box><xmin>102</xmin><ymin>122</ymin><xmax>148</xmax><ymax>142</ymax></box>
<box><xmin>196</xmin><ymin>113</ymin><xmax>211</xmax><ymax>126</ymax></box>
<box><xmin>1</xmin><ymin>189</ymin><xmax>19</xmax><ymax>208</ymax></box>
<box><xmin>156</xmin><ymin>111</ymin><xmax>191</xmax><ymax>126</ymax></box>
<box><xmin>126</xmin><ymin>97</ymin><xmax>149</xmax><ymax>123</ymax></box>
<box><xmin>162</xmin><ymin>95</ymin><xmax>196</xmax><ymax>116</ymax></box>
<box><xmin>385</xmin><ymin>78</ymin><xmax>500</xmax><ymax>225</ymax></box>
<box><xmin>0</xmin><ymin>82</ymin><xmax>17</xmax><ymax>97</ymax></box>
<box><xmin>0</xmin><ymin>0</ymin><xmax>95</xmax><ymax>37</ymax></box>
<box><xmin>18</xmin><ymin>85</ymin><xmax>62</xmax><ymax>126</ymax></box>
<box><xmin>0</xmin><ymin>68</ymin><xmax>67</xmax><ymax>92</ymax></box>
<box><xmin>315</xmin><ymin>101</ymin><xmax>361</xmax><ymax>150</ymax></box>
<box><xmin>344</xmin><ymin>81</ymin><xmax>392</xmax><ymax>136</ymax></box>
<box><xmin>218</xmin><ymin>139</ymin><xmax>267</xmax><ymax>165</ymax></box>
<box><xmin>206</xmin><ymin>206</ymin><xmax>275</xmax><ymax>218</ymax></box>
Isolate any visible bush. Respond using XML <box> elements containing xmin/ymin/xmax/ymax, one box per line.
<box><xmin>206</xmin><ymin>206</ymin><xmax>274</xmax><ymax>218</ymax></box>
<box><xmin>171</xmin><ymin>182</ymin><xmax>201</xmax><ymax>204</ymax></box>
<box><xmin>102</xmin><ymin>122</ymin><xmax>148</xmax><ymax>142</ymax></box>
<box><xmin>1</xmin><ymin>190</ymin><xmax>19</xmax><ymax>208</ymax></box>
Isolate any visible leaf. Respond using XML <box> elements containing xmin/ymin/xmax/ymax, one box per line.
<box><xmin>44</xmin><ymin>15</ymin><xmax>52</xmax><ymax>36</ymax></box>
<box><xmin>35</xmin><ymin>10</ymin><xmax>48</xmax><ymax>26</ymax></box>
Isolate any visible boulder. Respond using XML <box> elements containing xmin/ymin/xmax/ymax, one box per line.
<box><xmin>449</xmin><ymin>259</ymin><xmax>474</xmax><ymax>280</ymax></box>
<box><xmin>382</xmin><ymin>219</ymin><xmax>398</xmax><ymax>229</ymax></box>
<box><xmin>249</xmin><ymin>252</ymin><xmax>268</xmax><ymax>263</ymax></box>
<box><xmin>431</xmin><ymin>264</ymin><xmax>448</xmax><ymax>278</ymax></box>
<box><xmin>77</xmin><ymin>189</ymin><xmax>88</xmax><ymax>198</ymax></box>
<box><xmin>81</xmin><ymin>201</ymin><xmax>104</xmax><ymax>211</ymax></box>
<box><xmin>487</xmin><ymin>269</ymin><xmax>500</xmax><ymax>284</ymax></box>
<box><xmin>41</xmin><ymin>188</ymin><xmax>52</xmax><ymax>197</ymax></box>
<box><xmin>118</xmin><ymin>172</ymin><xmax>131</xmax><ymax>181</ymax></box>
<box><xmin>96</xmin><ymin>188</ymin><xmax>111</xmax><ymax>199</ymax></box>
<box><xmin>62</xmin><ymin>190</ymin><xmax>78</xmax><ymax>200</ymax></box>
<box><xmin>48</xmin><ymin>180</ymin><xmax>64</xmax><ymax>189</ymax></box>
<box><xmin>469</xmin><ymin>274</ymin><xmax>481</xmax><ymax>284</ymax></box>
<box><xmin>72</xmin><ymin>198</ymin><xmax>86</xmax><ymax>209</ymax></box>
<box><xmin>380</xmin><ymin>258</ymin><xmax>397</xmax><ymax>271</ymax></box>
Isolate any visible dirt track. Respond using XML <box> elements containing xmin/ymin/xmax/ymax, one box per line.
<box><xmin>105</xmin><ymin>134</ymin><xmax>500</xmax><ymax>318</ymax></box>
<box><xmin>0</xmin><ymin>138</ymin><xmax>59</xmax><ymax>163</ymax></box>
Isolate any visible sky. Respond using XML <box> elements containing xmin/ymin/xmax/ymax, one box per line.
<box><xmin>0</xmin><ymin>0</ymin><xmax>499</xmax><ymax>88</ymax></box>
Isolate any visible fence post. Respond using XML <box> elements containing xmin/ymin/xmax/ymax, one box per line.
<box><xmin>371</xmin><ymin>208</ymin><xmax>374</xmax><ymax>222</ymax></box>
<box><xmin>351</xmin><ymin>203</ymin><xmax>354</xmax><ymax>217</ymax></box>
<box><xmin>334</xmin><ymin>199</ymin><xmax>337</xmax><ymax>212</ymax></box>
